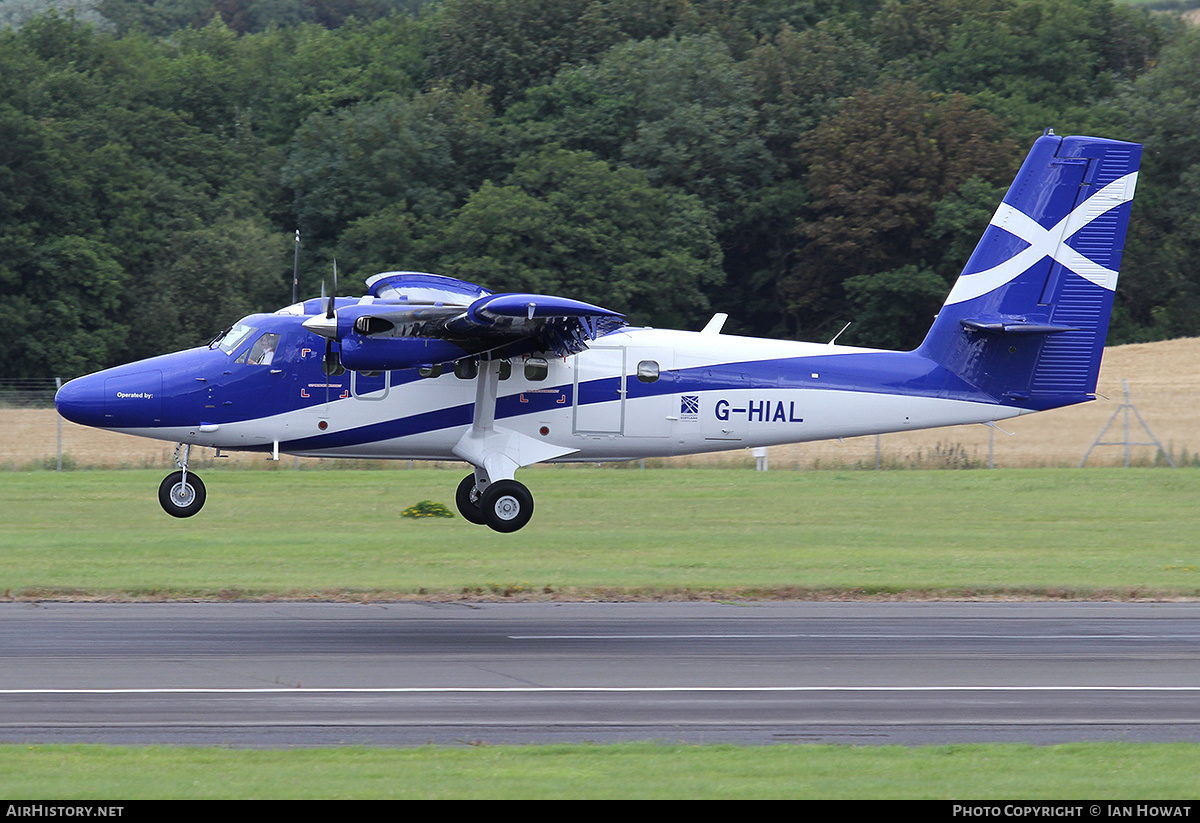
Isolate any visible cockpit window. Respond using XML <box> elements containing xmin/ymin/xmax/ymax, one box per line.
<box><xmin>247</xmin><ymin>333</ymin><xmax>280</xmax><ymax>365</ymax></box>
<box><xmin>213</xmin><ymin>323</ymin><xmax>257</xmax><ymax>355</ymax></box>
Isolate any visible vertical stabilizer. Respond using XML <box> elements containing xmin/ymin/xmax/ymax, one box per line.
<box><xmin>917</xmin><ymin>133</ymin><xmax>1141</xmax><ymax>411</ymax></box>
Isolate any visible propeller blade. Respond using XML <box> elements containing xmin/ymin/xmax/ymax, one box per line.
<box><xmin>304</xmin><ymin>280</ymin><xmax>338</xmax><ymax>339</ymax></box>
<box><xmin>320</xmin><ymin>267</ymin><xmax>342</xmax><ymax>377</ymax></box>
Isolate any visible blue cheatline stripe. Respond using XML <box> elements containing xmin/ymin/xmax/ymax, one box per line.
<box><xmin>279</xmin><ymin>401</ymin><xmax>475</xmax><ymax>451</ymax></box>
<box><xmin>264</xmin><ymin>350</ymin><xmax>1002</xmax><ymax>452</ymax></box>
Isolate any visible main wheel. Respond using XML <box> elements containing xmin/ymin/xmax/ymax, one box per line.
<box><xmin>158</xmin><ymin>470</ymin><xmax>206</xmax><ymax>518</ymax></box>
<box><xmin>480</xmin><ymin>480</ymin><xmax>534</xmax><ymax>533</ymax></box>
<box><xmin>455</xmin><ymin>473</ymin><xmax>487</xmax><ymax>525</ymax></box>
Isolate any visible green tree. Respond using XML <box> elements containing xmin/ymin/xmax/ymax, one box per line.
<box><xmin>426</xmin><ymin>146</ymin><xmax>725</xmax><ymax>329</ymax></box>
<box><xmin>421</xmin><ymin>0</ymin><xmax>625</xmax><ymax>108</ymax></box>
<box><xmin>238</xmin><ymin>16</ymin><xmax>423</xmax><ymax>145</ymax></box>
<box><xmin>124</xmin><ymin>218</ymin><xmax>290</xmax><ymax>359</ymax></box>
<box><xmin>874</xmin><ymin>0</ymin><xmax>1169</xmax><ymax>133</ymax></box>
<box><xmin>97</xmin><ymin>0</ymin><xmax>418</xmax><ymax>36</ymax></box>
<box><xmin>744</xmin><ymin>21</ymin><xmax>881</xmax><ymax>171</ymax></box>
<box><xmin>511</xmin><ymin>34</ymin><xmax>776</xmax><ymax>223</ymax></box>
<box><xmin>842</xmin><ymin>264</ymin><xmax>949</xmax><ymax>349</ymax></box>
<box><xmin>1107</xmin><ymin>27</ymin><xmax>1200</xmax><ymax>342</ymax></box>
<box><xmin>782</xmin><ymin>82</ymin><xmax>1018</xmax><ymax>339</ymax></box>
<box><xmin>0</xmin><ymin>1</ymin><xmax>111</xmax><ymax>31</ymax></box>
<box><xmin>282</xmin><ymin>92</ymin><xmax>473</xmax><ymax>246</ymax></box>
<box><xmin>3</xmin><ymin>235</ymin><xmax>129</xmax><ymax>378</ymax></box>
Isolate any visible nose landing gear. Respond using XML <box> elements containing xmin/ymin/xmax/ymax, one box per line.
<box><xmin>159</xmin><ymin>444</ymin><xmax>206</xmax><ymax>517</ymax></box>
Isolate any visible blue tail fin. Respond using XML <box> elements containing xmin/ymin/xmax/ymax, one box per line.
<box><xmin>917</xmin><ymin>132</ymin><xmax>1142</xmax><ymax>411</ymax></box>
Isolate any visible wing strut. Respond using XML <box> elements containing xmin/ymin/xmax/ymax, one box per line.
<box><xmin>449</xmin><ymin>357</ymin><xmax>580</xmax><ymax>533</ymax></box>
<box><xmin>451</xmin><ymin>358</ymin><xmax>578</xmax><ymax>489</ymax></box>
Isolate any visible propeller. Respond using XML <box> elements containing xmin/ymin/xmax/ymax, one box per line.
<box><xmin>324</xmin><ymin>262</ymin><xmax>343</xmax><ymax>375</ymax></box>
<box><xmin>302</xmin><ymin>261</ymin><xmax>344</xmax><ymax>376</ymax></box>
<box><xmin>327</xmin><ymin>260</ymin><xmax>338</xmax><ymax>320</ymax></box>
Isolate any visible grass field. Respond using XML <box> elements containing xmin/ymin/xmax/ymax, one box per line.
<box><xmin>1</xmin><ymin>466</ymin><xmax>1198</xmax><ymax>600</ymax></box>
<box><xmin>1</xmin><ymin>742</ymin><xmax>1199</xmax><ymax>799</ymax></box>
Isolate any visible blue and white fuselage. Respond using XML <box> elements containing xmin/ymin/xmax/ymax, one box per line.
<box><xmin>61</xmin><ymin>324</ymin><xmax>1027</xmax><ymax>457</ymax></box>
<box><xmin>55</xmin><ymin>133</ymin><xmax>1142</xmax><ymax>531</ymax></box>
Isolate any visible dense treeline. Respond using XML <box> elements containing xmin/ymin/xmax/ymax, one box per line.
<box><xmin>0</xmin><ymin>0</ymin><xmax>1197</xmax><ymax>378</ymax></box>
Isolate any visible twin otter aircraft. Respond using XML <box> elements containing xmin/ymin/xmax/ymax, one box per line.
<box><xmin>56</xmin><ymin>132</ymin><xmax>1141</xmax><ymax>532</ymax></box>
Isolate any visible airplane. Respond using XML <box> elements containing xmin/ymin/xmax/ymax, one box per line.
<box><xmin>55</xmin><ymin>131</ymin><xmax>1141</xmax><ymax>532</ymax></box>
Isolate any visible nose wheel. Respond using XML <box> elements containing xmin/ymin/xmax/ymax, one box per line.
<box><xmin>159</xmin><ymin>443</ymin><xmax>206</xmax><ymax>517</ymax></box>
<box><xmin>158</xmin><ymin>470</ymin><xmax>206</xmax><ymax>517</ymax></box>
<box><xmin>455</xmin><ymin>473</ymin><xmax>534</xmax><ymax>532</ymax></box>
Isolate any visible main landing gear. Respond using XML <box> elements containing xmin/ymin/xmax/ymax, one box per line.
<box><xmin>159</xmin><ymin>444</ymin><xmax>206</xmax><ymax>517</ymax></box>
<box><xmin>455</xmin><ymin>473</ymin><xmax>534</xmax><ymax>533</ymax></box>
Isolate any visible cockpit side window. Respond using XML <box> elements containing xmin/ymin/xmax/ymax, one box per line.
<box><xmin>214</xmin><ymin>323</ymin><xmax>257</xmax><ymax>355</ymax></box>
<box><xmin>246</xmin><ymin>333</ymin><xmax>280</xmax><ymax>365</ymax></box>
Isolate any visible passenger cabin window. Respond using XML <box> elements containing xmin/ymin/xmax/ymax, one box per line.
<box><xmin>445</xmin><ymin>359</ymin><xmax>512</xmax><ymax>379</ymax></box>
<box><xmin>524</xmin><ymin>357</ymin><xmax>548</xmax><ymax>381</ymax></box>
<box><xmin>637</xmin><ymin>360</ymin><xmax>660</xmax><ymax>383</ymax></box>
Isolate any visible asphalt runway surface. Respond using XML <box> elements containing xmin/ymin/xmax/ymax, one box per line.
<box><xmin>1</xmin><ymin>600</ymin><xmax>1198</xmax><ymax>747</ymax></box>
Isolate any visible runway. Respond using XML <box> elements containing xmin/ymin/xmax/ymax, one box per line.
<box><xmin>1</xmin><ymin>601</ymin><xmax>1198</xmax><ymax>747</ymax></box>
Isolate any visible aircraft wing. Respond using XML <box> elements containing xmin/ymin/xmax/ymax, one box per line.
<box><xmin>449</xmin><ymin>292</ymin><xmax>626</xmax><ymax>353</ymax></box>
<box><xmin>304</xmin><ymin>272</ymin><xmax>626</xmax><ymax>370</ymax></box>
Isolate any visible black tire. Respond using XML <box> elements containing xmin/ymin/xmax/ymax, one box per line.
<box><xmin>480</xmin><ymin>479</ymin><xmax>534</xmax><ymax>533</ymax></box>
<box><xmin>455</xmin><ymin>473</ymin><xmax>487</xmax><ymax>525</ymax></box>
<box><xmin>158</xmin><ymin>471</ymin><xmax>206</xmax><ymax>518</ymax></box>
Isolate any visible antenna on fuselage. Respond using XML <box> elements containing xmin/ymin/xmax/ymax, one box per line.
<box><xmin>291</xmin><ymin>229</ymin><xmax>301</xmax><ymax>305</ymax></box>
<box><xmin>827</xmin><ymin>321</ymin><xmax>852</xmax><ymax>345</ymax></box>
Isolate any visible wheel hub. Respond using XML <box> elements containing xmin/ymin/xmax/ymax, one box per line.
<box><xmin>171</xmin><ymin>482</ymin><xmax>196</xmax><ymax>507</ymax></box>
<box><xmin>493</xmin><ymin>495</ymin><xmax>521</xmax><ymax>520</ymax></box>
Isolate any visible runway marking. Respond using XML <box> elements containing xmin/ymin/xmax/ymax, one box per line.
<box><xmin>3</xmin><ymin>686</ymin><xmax>1200</xmax><ymax>695</ymax></box>
<box><xmin>507</xmin><ymin>633</ymin><xmax>1200</xmax><ymax>640</ymax></box>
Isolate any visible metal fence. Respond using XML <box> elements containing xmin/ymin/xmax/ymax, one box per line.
<box><xmin>0</xmin><ymin>377</ymin><xmax>59</xmax><ymax>408</ymax></box>
<box><xmin>0</xmin><ymin>378</ymin><xmax>65</xmax><ymax>471</ymax></box>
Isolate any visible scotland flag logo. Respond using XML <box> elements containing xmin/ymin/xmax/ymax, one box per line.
<box><xmin>680</xmin><ymin>395</ymin><xmax>699</xmax><ymax>419</ymax></box>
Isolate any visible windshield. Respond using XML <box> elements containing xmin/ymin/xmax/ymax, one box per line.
<box><xmin>213</xmin><ymin>323</ymin><xmax>257</xmax><ymax>355</ymax></box>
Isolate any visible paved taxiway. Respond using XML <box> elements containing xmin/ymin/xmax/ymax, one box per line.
<box><xmin>1</xmin><ymin>601</ymin><xmax>1198</xmax><ymax>746</ymax></box>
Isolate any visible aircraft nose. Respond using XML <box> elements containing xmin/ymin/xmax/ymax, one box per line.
<box><xmin>55</xmin><ymin>367</ymin><xmax>164</xmax><ymax>428</ymax></box>
<box><xmin>54</xmin><ymin>373</ymin><xmax>108</xmax><ymax>428</ymax></box>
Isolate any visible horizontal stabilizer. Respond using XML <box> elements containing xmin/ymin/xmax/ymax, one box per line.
<box><xmin>959</xmin><ymin>318</ymin><xmax>1078</xmax><ymax>335</ymax></box>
